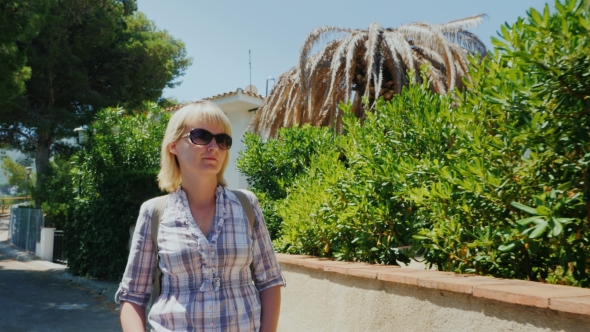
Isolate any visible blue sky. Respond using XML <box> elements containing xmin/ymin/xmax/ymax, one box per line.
<box><xmin>1</xmin><ymin>0</ymin><xmax>550</xmax><ymax>184</ymax></box>
<box><xmin>137</xmin><ymin>0</ymin><xmax>548</xmax><ymax>102</ymax></box>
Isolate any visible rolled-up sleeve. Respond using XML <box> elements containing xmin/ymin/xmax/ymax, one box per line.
<box><xmin>115</xmin><ymin>200</ymin><xmax>156</xmax><ymax>307</ymax></box>
<box><xmin>246</xmin><ymin>192</ymin><xmax>286</xmax><ymax>292</ymax></box>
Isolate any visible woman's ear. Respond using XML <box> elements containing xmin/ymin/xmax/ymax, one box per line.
<box><xmin>169</xmin><ymin>141</ymin><xmax>178</xmax><ymax>156</ymax></box>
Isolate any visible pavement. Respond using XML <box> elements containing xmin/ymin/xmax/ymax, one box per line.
<box><xmin>0</xmin><ymin>214</ymin><xmax>121</xmax><ymax>331</ymax></box>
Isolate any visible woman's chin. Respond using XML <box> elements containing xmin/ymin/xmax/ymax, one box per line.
<box><xmin>196</xmin><ymin>166</ymin><xmax>222</xmax><ymax>177</ymax></box>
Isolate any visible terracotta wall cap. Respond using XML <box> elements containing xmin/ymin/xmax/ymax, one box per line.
<box><xmin>549</xmin><ymin>295</ymin><xmax>590</xmax><ymax>315</ymax></box>
<box><xmin>276</xmin><ymin>252</ymin><xmax>590</xmax><ymax>316</ymax></box>
<box><xmin>473</xmin><ymin>282</ymin><xmax>590</xmax><ymax>309</ymax></box>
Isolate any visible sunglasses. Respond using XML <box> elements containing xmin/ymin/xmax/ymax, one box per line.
<box><xmin>182</xmin><ymin>128</ymin><xmax>232</xmax><ymax>150</ymax></box>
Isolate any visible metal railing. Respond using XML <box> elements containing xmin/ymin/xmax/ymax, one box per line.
<box><xmin>1</xmin><ymin>196</ymin><xmax>30</xmax><ymax>214</ymax></box>
<box><xmin>8</xmin><ymin>206</ymin><xmax>44</xmax><ymax>253</ymax></box>
<box><xmin>53</xmin><ymin>230</ymin><xmax>67</xmax><ymax>264</ymax></box>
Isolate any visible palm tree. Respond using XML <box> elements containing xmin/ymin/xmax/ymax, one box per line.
<box><xmin>250</xmin><ymin>15</ymin><xmax>487</xmax><ymax>138</ymax></box>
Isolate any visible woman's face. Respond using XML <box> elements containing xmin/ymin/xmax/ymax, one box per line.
<box><xmin>168</xmin><ymin>120</ymin><xmax>228</xmax><ymax>180</ymax></box>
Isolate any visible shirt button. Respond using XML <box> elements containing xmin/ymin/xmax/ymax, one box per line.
<box><xmin>210</xmin><ymin>323</ymin><xmax>214</xmax><ymax>327</ymax></box>
<box><xmin>209</xmin><ymin>305</ymin><xmax>213</xmax><ymax>310</ymax></box>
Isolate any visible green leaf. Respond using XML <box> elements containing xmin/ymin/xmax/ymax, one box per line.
<box><xmin>529</xmin><ymin>8</ymin><xmax>542</xmax><ymax>26</ymax></box>
<box><xmin>511</xmin><ymin>202</ymin><xmax>538</xmax><ymax>215</ymax></box>
<box><xmin>566</xmin><ymin>0</ymin><xmax>577</xmax><ymax>12</ymax></box>
<box><xmin>498</xmin><ymin>243</ymin><xmax>516</xmax><ymax>252</ymax></box>
<box><xmin>565</xmin><ymin>193</ymin><xmax>581</xmax><ymax>205</ymax></box>
<box><xmin>550</xmin><ymin>217</ymin><xmax>563</xmax><ymax>237</ymax></box>
<box><xmin>555</xmin><ymin>0</ymin><xmax>566</xmax><ymax>14</ymax></box>
<box><xmin>542</xmin><ymin>5</ymin><xmax>550</xmax><ymax>28</ymax></box>
<box><xmin>549</xmin><ymin>188</ymin><xmax>557</xmax><ymax>200</ymax></box>
<box><xmin>490</xmin><ymin>36</ymin><xmax>510</xmax><ymax>49</ymax></box>
<box><xmin>515</xmin><ymin>216</ymin><xmax>545</xmax><ymax>226</ymax></box>
<box><xmin>562</xmin><ymin>15</ymin><xmax>569</xmax><ymax>35</ymax></box>
<box><xmin>578</xmin><ymin>16</ymin><xmax>589</xmax><ymax>31</ymax></box>
<box><xmin>557</xmin><ymin>182</ymin><xmax>572</xmax><ymax>191</ymax></box>
<box><xmin>501</xmin><ymin>24</ymin><xmax>511</xmax><ymax>42</ymax></box>
<box><xmin>535</xmin><ymin>205</ymin><xmax>551</xmax><ymax>216</ymax></box>
<box><xmin>554</xmin><ymin>218</ymin><xmax>575</xmax><ymax>224</ymax></box>
<box><xmin>498</xmin><ymin>240</ymin><xmax>523</xmax><ymax>252</ymax></box>
<box><xmin>529</xmin><ymin>221</ymin><xmax>548</xmax><ymax>239</ymax></box>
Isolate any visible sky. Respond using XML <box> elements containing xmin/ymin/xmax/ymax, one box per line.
<box><xmin>137</xmin><ymin>0</ymin><xmax>549</xmax><ymax>103</ymax></box>
<box><xmin>0</xmin><ymin>0</ymin><xmax>551</xmax><ymax>184</ymax></box>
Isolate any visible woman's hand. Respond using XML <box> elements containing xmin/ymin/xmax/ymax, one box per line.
<box><xmin>120</xmin><ymin>301</ymin><xmax>146</xmax><ymax>332</ymax></box>
<box><xmin>259</xmin><ymin>285</ymin><xmax>281</xmax><ymax>332</ymax></box>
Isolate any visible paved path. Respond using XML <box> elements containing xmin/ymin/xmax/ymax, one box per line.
<box><xmin>0</xmin><ymin>215</ymin><xmax>121</xmax><ymax>331</ymax></box>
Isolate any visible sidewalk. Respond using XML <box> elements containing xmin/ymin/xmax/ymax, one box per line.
<box><xmin>0</xmin><ymin>214</ymin><xmax>120</xmax><ymax>307</ymax></box>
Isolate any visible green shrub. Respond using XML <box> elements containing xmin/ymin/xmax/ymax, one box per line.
<box><xmin>66</xmin><ymin>103</ymin><xmax>168</xmax><ymax>281</ymax></box>
<box><xmin>238</xmin><ymin>0</ymin><xmax>590</xmax><ymax>286</ymax></box>
<box><xmin>272</xmin><ymin>77</ymin><xmax>458</xmax><ymax>265</ymax></box>
<box><xmin>237</xmin><ymin>125</ymin><xmax>333</xmax><ymax>239</ymax></box>
<box><xmin>67</xmin><ymin>170</ymin><xmax>162</xmax><ymax>280</ymax></box>
<box><xmin>411</xmin><ymin>0</ymin><xmax>590</xmax><ymax>286</ymax></box>
<box><xmin>31</xmin><ymin>158</ymin><xmax>76</xmax><ymax>229</ymax></box>
<box><xmin>274</xmin><ymin>145</ymin><xmax>345</xmax><ymax>257</ymax></box>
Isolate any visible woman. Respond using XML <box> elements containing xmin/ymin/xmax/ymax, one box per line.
<box><xmin>116</xmin><ymin>101</ymin><xmax>285</xmax><ymax>332</ymax></box>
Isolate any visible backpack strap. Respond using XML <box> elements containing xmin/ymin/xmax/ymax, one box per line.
<box><xmin>150</xmin><ymin>195</ymin><xmax>168</xmax><ymax>303</ymax></box>
<box><xmin>231</xmin><ymin>189</ymin><xmax>255</xmax><ymax>230</ymax></box>
<box><xmin>231</xmin><ymin>189</ymin><xmax>257</xmax><ymax>284</ymax></box>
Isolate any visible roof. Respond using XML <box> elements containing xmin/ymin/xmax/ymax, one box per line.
<box><xmin>164</xmin><ymin>88</ymin><xmax>264</xmax><ymax>113</ymax></box>
<box><xmin>204</xmin><ymin>88</ymin><xmax>264</xmax><ymax>101</ymax></box>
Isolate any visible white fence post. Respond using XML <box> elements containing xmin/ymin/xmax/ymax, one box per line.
<box><xmin>36</xmin><ymin>227</ymin><xmax>56</xmax><ymax>261</ymax></box>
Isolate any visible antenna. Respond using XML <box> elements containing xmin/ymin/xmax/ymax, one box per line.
<box><xmin>249</xmin><ymin>50</ymin><xmax>252</xmax><ymax>88</ymax></box>
<box><xmin>266</xmin><ymin>77</ymin><xmax>276</xmax><ymax>97</ymax></box>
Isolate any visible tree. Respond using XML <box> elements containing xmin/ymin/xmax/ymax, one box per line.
<box><xmin>0</xmin><ymin>0</ymin><xmax>49</xmax><ymax>102</ymax></box>
<box><xmin>250</xmin><ymin>16</ymin><xmax>487</xmax><ymax>138</ymax></box>
<box><xmin>0</xmin><ymin>0</ymin><xmax>192</xmax><ymax>188</ymax></box>
<box><xmin>1</xmin><ymin>156</ymin><xmax>34</xmax><ymax>195</ymax></box>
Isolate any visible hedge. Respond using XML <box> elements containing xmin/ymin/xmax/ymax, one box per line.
<box><xmin>237</xmin><ymin>0</ymin><xmax>590</xmax><ymax>287</ymax></box>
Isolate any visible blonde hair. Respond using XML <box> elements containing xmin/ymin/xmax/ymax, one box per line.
<box><xmin>158</xmin><ymin>101</ymin><xmax>232</xmax><ymax>192</ymax></box>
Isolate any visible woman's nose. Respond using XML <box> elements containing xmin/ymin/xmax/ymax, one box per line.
<box><xmin>206</xmin><ymin>138</ymin><xmax>220</xmax><ymax>150</ymax></box>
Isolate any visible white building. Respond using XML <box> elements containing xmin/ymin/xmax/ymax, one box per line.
<box><xmin>166</xmin><ymin>88</ymin><xmax>264</xmax><ymax>189</ymax></box>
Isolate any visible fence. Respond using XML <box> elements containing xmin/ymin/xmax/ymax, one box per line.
<box><xmin>53</xmin><ymin>230</ymin><xmax>67</xmax><ymax>264</ymax></box>
<box><xmin>8</xmin><ymin>206</ymin><xmax>44</xmax><ymax>253</ymax></box>
<box><xmin>1</xmin><ymin>196</ymin><xmax>30</xmax><ymax>214</ymax></box>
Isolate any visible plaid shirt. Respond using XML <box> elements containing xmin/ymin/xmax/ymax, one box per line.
<box><xmin>116</xmin><ymin>186</ymin><xmax>285</xmax><ymax>332</ymax></box>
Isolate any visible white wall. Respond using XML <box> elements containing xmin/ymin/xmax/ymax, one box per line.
<box><xmin>223</xmin><ymin>108</ymin><xmax>256</xmax><ymax>190</ymax></box>
<box><xmin>279</xmin><ymin>263</ymin><xmax>590</xmax><ymax>332</ymax></box>
<box><xmin>209</xmin><ymin>91</ymin><xmax>262</xmax><ymax>190</ymax></box>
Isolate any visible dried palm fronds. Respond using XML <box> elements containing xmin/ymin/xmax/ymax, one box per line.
<box><xmin>250</xmin><ymin>15</ymin><xmax>487</xmax><ymax>138</ymax></box>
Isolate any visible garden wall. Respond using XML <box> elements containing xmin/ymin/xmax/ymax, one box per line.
<box><xmin>276</xmin><ymin>254</ymin><xmax>590</xmax><ymax>332</ymax></box>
